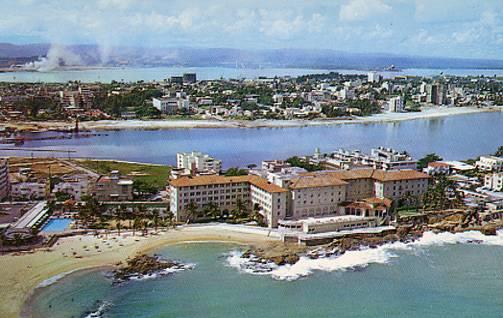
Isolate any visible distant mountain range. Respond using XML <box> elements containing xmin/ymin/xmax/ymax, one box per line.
<box><xmin>1</xmin><ymin>42</ymin><xmax>503</xmax><ymax>70</ymax></box>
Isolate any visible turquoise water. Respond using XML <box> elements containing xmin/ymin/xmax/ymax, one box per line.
<box><xmin>28</xmin><ymin>237</ymin><xmax>503</xmax><ymax>318</ymax></box>
<box><xmin>41</xmin><ymin>218</ymin><xmax>73</xmax><ymax>233</ymax></box>
<box><xmin>11</xmin><ymin>111</ymin><xmax>503</xmax><ymax>168</ymax></box>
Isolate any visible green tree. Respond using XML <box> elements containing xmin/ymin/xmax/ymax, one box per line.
<box><xmin>79</xmin><ymin>195</ymin><xmax>102</xmax><ymax>227</ymax></box>
<box><xmin>417</xmin><ymin>153</ymin><xmax>443</xmax><ymax>170</ymax></box>
<box><xmin>151</xmin><ymin>209</ymin><xmax>160</xmax><ymax>232</ymax></box>
<box><xmin>184</xmin><ymin>201</ymin><xmax>199</xmax><ymax>223</ymax></box>
<box><xmin>233</xmin><ymin>198</ymin><xmax>248</xmax><ymax>219</ymax></box>
<box><xmin>422</xmin><ymin>176</ymin><xmax>463</xmax><ymax>211</ymax></box>
<box><xmin>286</xmin><ymin>156</ymin><xmax>322</xmax><ymax>172</ymax></box>
<box><xmin>224</xmin><ymin>167</ymin><xmax>248</xmax><ymax>176</ymax></box>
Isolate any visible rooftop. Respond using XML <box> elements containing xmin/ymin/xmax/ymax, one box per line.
<box><xmin>169</xmin><ymin>175</ymin><xmax>288</xmax><ymax>193</ymax></box>
<box><xmin>298</xmin><ymin>168</ymin><xmax>430</xmax><ymax>186</ymax></box>
<box><xmin>289</xmin><ymin>174</ymin><xmax>348</xmax><ymax>189</ymax></box>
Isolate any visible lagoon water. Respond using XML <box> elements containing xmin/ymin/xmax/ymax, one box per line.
<box><xmin>28</xmin><ymin>238</ymin><xmax>503</xmax><ymax>318</ymax></box>
<box><xmin>8</xmin><ymin>111</ymin><xmax>503</xmax><ymax>168</ymax></box>
<box><xmin>2</xmin><ymin>66</ymin><xmax>503</xmax><ymax>83</ymax></box>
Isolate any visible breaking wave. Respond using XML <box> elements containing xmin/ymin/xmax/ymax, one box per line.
<box><xmin>37</xmin><ymin>269</ymin><xmax>80</xmax><ymax>288</ymax></box>
<box><xmin>124</xmin><ymin>263</ymin><xmax>196</xmax><ymax>282</ymax></box>
<box><xmin>227</xmin><ymin>230</ymin><xmax>503</xmax><ymax>281</ymax></box>
<box><xmin>82</xmin><ymin>300</ymin><xmax>112</xmax><ymax>318</ymax></box>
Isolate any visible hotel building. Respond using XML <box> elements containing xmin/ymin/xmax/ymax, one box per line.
<box><xmin>169</xmin><ymin>175</ymin><xmax>288</xmax><ymax>227</ymax></box>
<box><xmin>169</xmin><ymin>169</ymin><xmax>430</xmax><ymax>229</ymax></box>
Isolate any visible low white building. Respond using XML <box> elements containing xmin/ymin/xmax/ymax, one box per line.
<box><xmin>10</xmin><ymin>181</ymin><xmax>46</xmax><ymax>200</ymax></box>
<box><xmin>476</xmin><ymin>156</ymin><xmax>503</xmax><ymax>172</ymax></box>
<box><xmin>153</xmin><ymin>97</ymin><xmax>177</xmax><ymax>114</ymax></box>
<box><xmin>53</xmin><ymin>175</ymin><xmax>93</xmax><ymax>200</ymax></box>
<box><xmin>424</xmin><ymin>162</ymin><xmax>451</xmax><ymax>175</ymax></box>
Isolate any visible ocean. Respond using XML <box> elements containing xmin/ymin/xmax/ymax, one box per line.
<box><xmin>27</xmin><ymin>230</ymin><xmax>503</xmax><ymax>318</ymax></box>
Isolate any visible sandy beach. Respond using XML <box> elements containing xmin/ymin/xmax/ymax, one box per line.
<box><xmin>0</xmin><ymin>225</ymin><xmax>278</xmax><ymax>318</ymax></box>
<box><xmin>4</xmin><ymin>106</ymin><xmax>501</xmax><ymax>132</ymax></box>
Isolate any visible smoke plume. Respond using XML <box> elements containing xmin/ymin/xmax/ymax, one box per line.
<box><xmin>23</xmin><ymin>44</ymin><xmax>83</xmax><ymax>72</ymax></box>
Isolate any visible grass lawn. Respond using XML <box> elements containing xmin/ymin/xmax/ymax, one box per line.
<box><xmin>75</xmin><ymin>159</ymin><xmax>171</xmax><ymax>191</ymax></box>
<box><xmin>397</xmin><ymin>208</ymin><xmax>422</xmax><ymax>217</ymax></box>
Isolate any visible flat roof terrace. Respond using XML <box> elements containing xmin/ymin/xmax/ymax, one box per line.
<box><xmin>13</xmin><ymin>201</ymin><xmax>48</xmax><ymax>229</ymax></box>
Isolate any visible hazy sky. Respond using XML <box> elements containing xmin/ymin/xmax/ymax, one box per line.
<box><xmin>1</xmin><ymin>0</ymin><xmax>502</xmax><ymax>59</ymax></box>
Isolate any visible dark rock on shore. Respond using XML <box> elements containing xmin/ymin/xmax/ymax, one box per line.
<box><xmin>113</xmin><ymin>254</ymin><xmax>192</xmax><ymax>283</ymax></box>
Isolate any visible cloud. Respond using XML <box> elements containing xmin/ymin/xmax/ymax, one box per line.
<box><xmin>97</xmin><ymin>0</ymin><xmax>136</xmax><ymax>10</ymax></box>
<box><xmin>133</xmin><ymin>9</ymin><xmax>198</xmax><ymax>32</ymax></box>
<box><xmin>339</xmin><ymin>0</ymin><xmax>391</xmax><ymax>22</ymax></box>
<box><xmin>368</xmin><ymin>24</ymin><xmax>393</xmax><ymax>39</ymax></box>
<box><xmin>0</xmin><ymin>0</ymin><xmax>501</xmax><ymax>59</ymax></box>
<box><xmin>259</xmin><ymin>12</ymin><xmax>325</xmax><ymax>38</ymax></box>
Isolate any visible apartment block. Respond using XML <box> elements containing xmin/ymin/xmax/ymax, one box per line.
<box><xmin>485</xmin><ymin>173</ymin><xmax>503</xmax><ymax>191</ymax></box>
<box><xmin>176</xmin><ymin>151</ymin><xmax>222</xmax><ymax>173</ymax></box>
<box><xmin>10</xmin><ymin>181</ymin><xmax>47</xmax><ymax>200</ymax></box>
<box><xmin>93</xmin><ymin>171</ymin><xmax>133</xmax><ymax>201</ymax></box>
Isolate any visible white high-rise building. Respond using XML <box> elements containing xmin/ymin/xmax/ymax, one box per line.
<box><xmin>484</xmin><ymin>172</ymin><xmax>503</xmax><ymax>191</ymax></box>
<box><xmin>387</xmin><ymin>96</ymin><xmax>404</xmax><ymax>112</ymax></box>
<box><xmin>339</xmin><ymin>88</ymin><xmax>355</xmax><ymax>100</ymax></box>
<box><xmin>176</xmin><ymin>151</ymin><xmax>222</xmax><ymax>173</ymax></box>
<box><xmin>368</xmin><ymin>71</ymin><xmax>381</xmax><ymax>83</ymax></box>
<box><xmin>0</xmin><ymin>158</ymin><xmax>10</xmax><ymax>201</ymax></box>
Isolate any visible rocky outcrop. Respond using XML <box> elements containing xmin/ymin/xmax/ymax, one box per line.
<box><xmin>113</xmin><ymin>254</ymin><xmax>192</xmax><ymax>283</ymax></box>
<box><xmin>480</xmin><ymin>225</ymin><xmax>497</xmax><ymax>236</ymax></box>
<box><xmin>242</xmin><ymin>246</ymin><xmax>300</xmax><ymax>266</ymax></box>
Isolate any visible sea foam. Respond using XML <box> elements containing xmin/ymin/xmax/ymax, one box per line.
<box><xmin>83</xmin><ymin>300</ymin><xmax>112</xmax><ymax>318</ymax></box>
<box><xmin>227</xmin><ymin>230</ymin><xmax>503</xmax><ymax>281</ymax></box>
<box><xmin>124</xmin><ymin>263</ymin><xmax>196</xmax><ymax>282</ymax></box>
<box><xmin>37</xmin><ymin>269</ymin><xmax>80</xmax><ymax>288</ymax></box>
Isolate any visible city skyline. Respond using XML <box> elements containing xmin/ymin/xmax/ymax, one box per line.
<box><xmin>0</xmin><ymin>0</ymin><xmax>502</xmax><ymax>60</ymax></box>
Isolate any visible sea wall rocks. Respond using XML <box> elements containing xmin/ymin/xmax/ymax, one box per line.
<box><xmin>113</xmin><ymin>254</ymin><xmax>193</xmax><ymax>283</ymax></box>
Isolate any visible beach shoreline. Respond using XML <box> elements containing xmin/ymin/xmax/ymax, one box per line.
<box><xmin>0</xmin><ymin>225</ymin><xmax>277</xmax><ymax>318</ymax></box>
<box><xmin>5</xmin><ymin>106</ymin><xmax>501</xmax><ymax>133</ymax></box>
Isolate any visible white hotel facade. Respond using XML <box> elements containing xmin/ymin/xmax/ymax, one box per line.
<box><xmin>169</xmin><ymin>169</ymin><xmax>430</xmax><ymax>229</ymax></box>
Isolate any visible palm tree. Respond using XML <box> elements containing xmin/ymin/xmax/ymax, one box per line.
<box><xmin>422</xmin><ymin>176</ymin><xmax>462</xmax><ymax>211</ymax></box>
<box><xmin>203</xmin><ymin>202</ymin><xmax>220</xmax><ymax>220</ymax></box>
<box><xmin>151</xmin><ymin>209</ymin><xmax>160</xmax><ymax>232</ymax></box>
<box><xmin>78</xmin><ymin>195</ymin><xmax>99</xmax><ymax>227</ymax></box>
<box><xmin>233</xmin><ymin>198</ymin><xmax>248</xmax><ymax>220</ymax></box>
<box><xmin>165</xmin><ymin>211</ymin><xmax>175</xmax><ymax>228</ymax></box>
<box><xmin>184</xmin><ymin>201</ymin><xmax>198</xmax><ymax>223</ymax></box>
<box><xmin>115</xmin><ymin>205</ymin><xmax>127</xmax><ymax>236</ymax></box>
<box><xmin>132</xmin><ymin>216</ymin><xmax>142</xmax><ymax>236</ymax></box>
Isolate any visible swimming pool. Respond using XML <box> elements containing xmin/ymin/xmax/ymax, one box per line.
<box><xmin>41</xmin><ymin>218</ymin><xmax>74</xmax><ymax>233</ymax></box>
